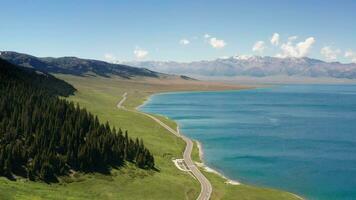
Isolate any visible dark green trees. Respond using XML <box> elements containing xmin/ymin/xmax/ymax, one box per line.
<box><xmin>0</xmin><ymin>59</ymin><xmax>154</xmax><ymax>182</ymax></box>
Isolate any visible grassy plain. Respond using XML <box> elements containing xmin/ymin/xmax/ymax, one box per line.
<box><xmin>0</xmin><ymin>75</ymin><xmax>302</xmax><ymax>200</ymax></box>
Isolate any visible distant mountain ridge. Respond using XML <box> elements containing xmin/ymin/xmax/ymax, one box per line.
<box><xmin>3</xmin><ymin>51</ymin><xmax>356</xmax><ymax>80</ymax></box>
<box><xmin>0</xmin><ymin>51</ymin><xmax>161</xmax><ymax>78</ymax></box>
<box><xmin>124</xmin><ymin>56</ymin><xmax>356</xmax><ymax>79</ymax></box>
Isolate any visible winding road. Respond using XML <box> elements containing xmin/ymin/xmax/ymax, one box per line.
<box><xmin>117</xmin><ymin>92</ymin><xmax>127</xmax><ymax>108</ymax></box>
<box><xmin>117</xmin><ymin>92</ymin><xmax>212</xmax><ymax>200</ymax></box>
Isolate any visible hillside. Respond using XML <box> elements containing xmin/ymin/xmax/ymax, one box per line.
<box><xmin>0</xmin><ymin>59</ymin><xmax>154</xmax><ymax>182</ymax></box>
<box><xmin>0</xmin><ymin>51</ymin><xmax>161</xmax><ymax>78</ymax></box>
<box><xmin>0</xmin><ymin>58</ymin><xmax>76</xmax><ymax>96</ymax></box>
<box><xmin>125</xmin><ymin>56</ymin><xmax>356</xmax><ymax>79</ymax></box>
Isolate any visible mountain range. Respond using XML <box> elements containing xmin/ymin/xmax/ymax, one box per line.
<box><xmin>0</xmin><ymin>51</ymin><xmax>161</xmax><ymax>78</ymax></box>
<box><xmin>124</xmin><ymin>56</ymin><xmax>356</xmax><ymax>79</ymax></box>
<box><xmin>2</xmin><ymin>51</ymin><xmax>356</xmax><ymax>80</ymax></box>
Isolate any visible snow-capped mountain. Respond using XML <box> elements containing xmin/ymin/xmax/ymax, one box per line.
<box><xmin>124</xmin><ymin>56</ymin><xmax>356</xmax><ymax>79</ymax></box>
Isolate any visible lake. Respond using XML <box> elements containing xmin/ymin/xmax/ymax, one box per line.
<box><xmin>140</xmin><ymin>84</ymin><xmax>356</xmax><ymax>200</ymax></box>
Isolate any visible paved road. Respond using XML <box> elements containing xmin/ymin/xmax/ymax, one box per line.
<box><xmin>117</xmin><ymin>92</ymin><xmax>212</xmax><ymax>200</ymax></box>
<box><xmin>179</xmin><ymin>128</ymin><xmax>213</xmax><ymax>200</ymax></box>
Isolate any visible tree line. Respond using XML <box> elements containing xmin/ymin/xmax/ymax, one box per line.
<box><xmin>0</xmin><ymin>59</ymin><xmax>154</xmax><ymax>182</ymax></box>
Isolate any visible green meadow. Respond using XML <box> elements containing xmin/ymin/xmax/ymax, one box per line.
<box><xmin>0</xmin><ymin>75</ymin><xmax>302</xmax><ymax>200</ymax></box>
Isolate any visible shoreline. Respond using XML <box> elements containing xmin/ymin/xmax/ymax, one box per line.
<box><xmin>195</xmin><ymin>141</ymin><xmax>241</xmax><ymax>185</ymax></box>
<box><xmin>136</xmin><ymin>89</ymin><xmax>304</xmax><ymax>200</ymax></box>
<box><xmin>135</xmin><ymin>88</ymin><xmax>253</xmax><ymax>110</ymax></box>
<box><xmin>136</xmin><ymin>91</ymin><xmax>244</xmax><ymax>186</ymax></box>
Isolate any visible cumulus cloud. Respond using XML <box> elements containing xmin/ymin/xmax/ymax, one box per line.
<box><xmin>270</xmin><ymin>33</ymin><xmax>280</xmax><ymax>46</ymax></box>
<box><xmin>345</xmin><ymin>50</ymin><xmax>356</xmax><ymax>63</ymax></box>
<box><xmin>297</xmin><ymin>37</ymin><xmax>315</xmax><ymax>56</ymax></box>
<box><xmin>209</xmin><ymin>37</ymin><xmax>226</xmax><ymax>49</ymax></box>
<box><xmin>204</xmin><ymin>33</ymin><xmax>211</xmax><ymax>39</ymax></box>
<box><xmin>252</xmin><ymin>41</ymin><xmax>265</xmax><ymax>53</ymax></box>
<box><xmin>179</xmin><ymin>38</ymin><xmax>190</xmax><ymax>45</ymax></box>
<box><xmin>276</xmin><ymin>37</ymin><xmax>315</xmax><ymax>58</ymax></box>
<box><xmin>134</xmin><ymin>48</ymin><xmax>148</xmax><ymax>59</ymax></box>
<box><xmin>320</xmin><ymin>46</ymin><xmax>341</xmax><ymax>61</ymax></box>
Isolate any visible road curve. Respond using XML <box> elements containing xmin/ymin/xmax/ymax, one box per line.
<box><xmin>117</xmin><ymin>92</ymin><xmax>127</xmax><ymax>108</ymax></box>
<box><xmin>117</xmin><ymin>92</ymin><xmax>212</xmax><ymax>200</ymax></box>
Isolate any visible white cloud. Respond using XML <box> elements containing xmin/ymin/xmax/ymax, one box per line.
<box><xmin>234</xmin><ymin>54</ymin><xmax>253</xmax><ymax>60</ymax></box>
<box><xmin>219</xmin><ymin>56</ymin><xmax>229</xmax><ymax>59</ymax></box>
<box><xmin>297</xmin><ymin>37</ymin><xmax>315</xmax><ymax>56</ymax></box>
<box><xmin>344</xmin><ymin>50</ymin><xmax>353</xmax><ymax>57</ymax></box>
<box><xmin>104</xmin><ymin>54</ymin><xmax>116</xmax><ymax>62</ymax></box>
<box><xmin>320</xmin><ymin>46</ymin><xmax>341</xmax><ymax>61</ymax></box>
<box><xmin>270</xmin><ymin>33</ymin><xmax>280</xmax><ymax>46</ymax></box>
<box><xmin>252</xmin><ymin>41</ymin><xmax>265</xmax><ymax>53</ymax></box>
<box><xmin>276</xmin><ymin>37</ymin><xmax>315</xmax><ymax>58</ymax></box>
<box><xmin>134</xmin><ymin>48</ymin><xmax>148</xmax><ymax>59</ymax></box>
<box><xmin>288</xmin><ymin>35</ymin><xmax>298</xmax><ymax>41</ymax></box>
<box><xmin>209</xmin><ymin>37</ymin><xmax>226</xmax><ymax>49</ymax></box>
<box><xmin>345</xmin><ymin>50</ymin><xmax>356</xmax><ymax>63</ymax></box>
<box><xmin>204</xmin><ymin>33</ymin><xmax>211</xmax><ymax>39</ymax></box>
<box><xmin>179</xmin><ymin>38</ymin><xmax>190</xmax><ymax>45</ymax></box>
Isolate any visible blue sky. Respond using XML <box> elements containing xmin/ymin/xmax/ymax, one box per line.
<box><xmin>1</xmin><ymin>0</ymin><xmax>356</xmax><ymax>63</ymax></box>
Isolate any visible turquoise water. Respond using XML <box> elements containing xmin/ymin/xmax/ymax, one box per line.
<box><xmin>140</xmin><ymin>85</ymin><xmax>356</xmax><ymax>200</ymax></box>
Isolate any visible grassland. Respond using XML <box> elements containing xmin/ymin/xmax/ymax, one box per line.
<box><xmin>0</xmin><ymin>75</ymin><xmax>302</xmax><ymax>200</ymax></box>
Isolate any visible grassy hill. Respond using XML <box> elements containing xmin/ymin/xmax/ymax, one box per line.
<box><xmin>0</xmin><ymin>59</ymin><xmax>155</xmax><ymax>184</ymax></box>
<box><xmin>0</xmin><ymin>74</ymin><xmax>202</xmax><ymax>200</ymax></box>
<box><xmin>0</xmin><ymin>58</ymin><xmax>76</xmax><ymax>96</ymax></box>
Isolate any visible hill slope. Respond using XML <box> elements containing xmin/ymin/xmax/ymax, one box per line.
<box><xmin>0</xmin><ymin>57</ymin><xmax>76</xmax><ymax>96</ymax></box>
<box><xmin>0</xmin><ymin>51</ymin><xmax>161</xmax><ymax>78</ymax></box>
<box><xmin>0</xmin><ymin>58</ymin><xmax>154</xmax><ymax>182</ymax></box>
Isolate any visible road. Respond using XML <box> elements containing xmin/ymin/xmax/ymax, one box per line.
<box><xmin>179</xmin><ymin>128</ymin><xmax>213</xmax><ymax>200</ymax></box>
<box><xmin>117</xmin><ymin>92</ymin><xmax>212</xmax><ymax>200</ymax></box>
<box><xmin>117</xmin><ymin>92</ymin><xmax>127</xmax><ymax>108</ymax></box>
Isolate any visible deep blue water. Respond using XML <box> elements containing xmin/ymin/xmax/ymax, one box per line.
<box><xmin>140</xmin><ymin>85</ymin><xmax>356</xmax><ymax>200</ymax></box>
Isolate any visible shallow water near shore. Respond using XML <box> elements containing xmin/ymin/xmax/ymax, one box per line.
<box><xmin>140</xmin><ymin>84</ymin><xmax>356</xmax><ymax>200</ymax></box>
